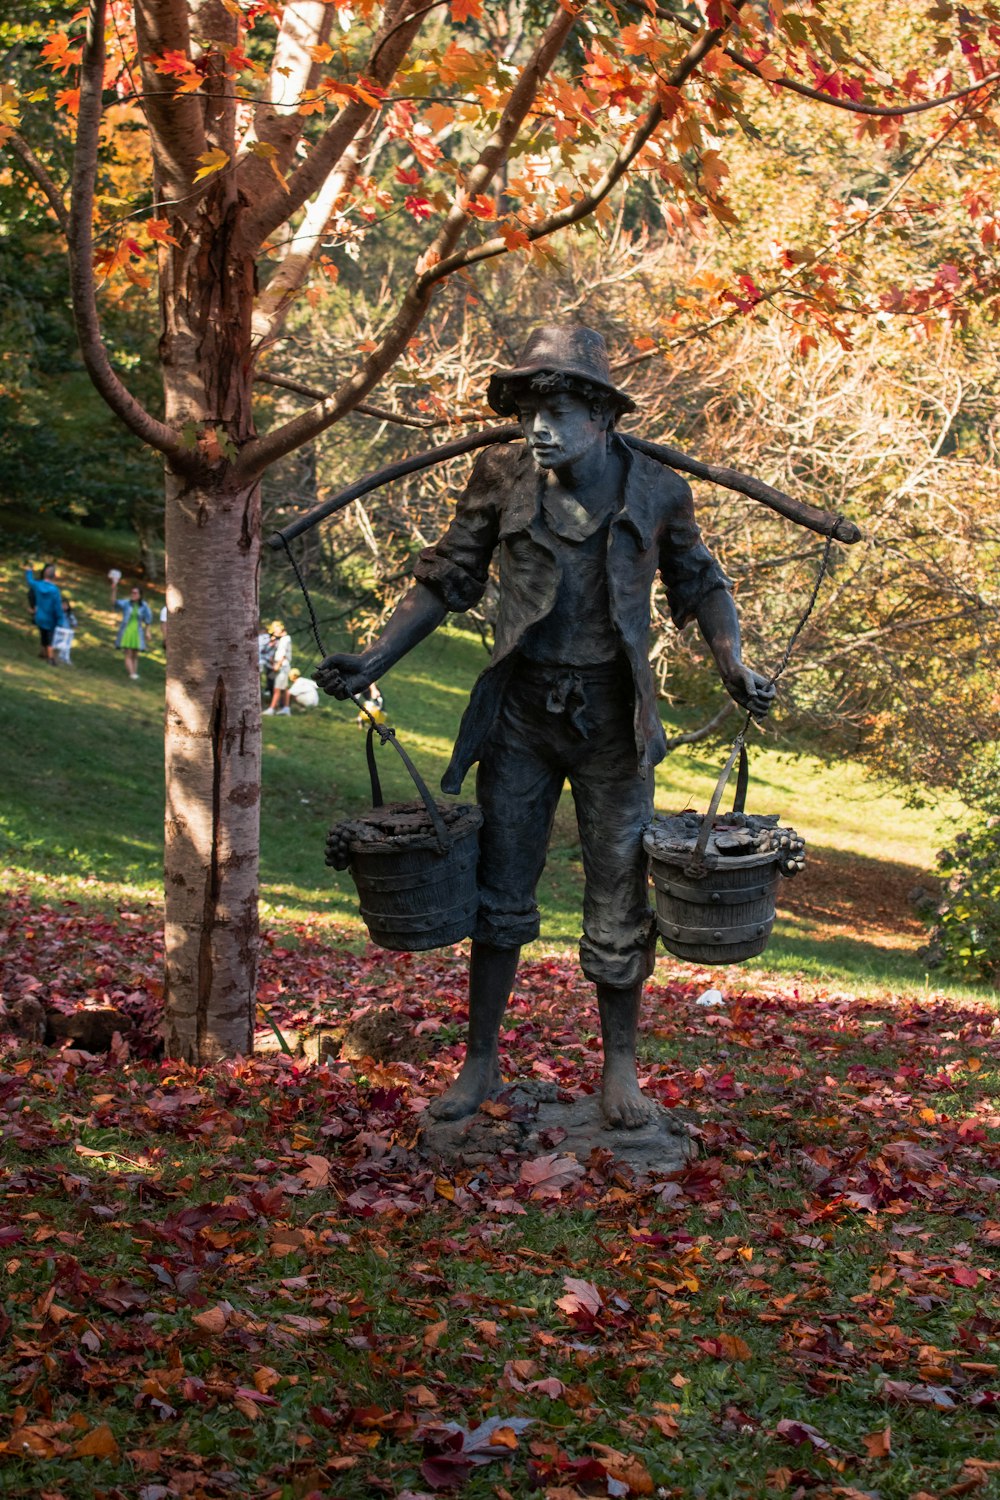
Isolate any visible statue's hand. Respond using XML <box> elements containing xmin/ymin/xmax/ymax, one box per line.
<box><xmin>723</xmin><ymin>664</ymin><xmax>775</xmax><ymax>719</ymax></box>
<box><xmin>315</xmin><ymin>652</ymin><xmax>377</xmax><ymax>700</ymax></box>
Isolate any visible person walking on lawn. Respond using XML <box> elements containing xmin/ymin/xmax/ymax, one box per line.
<box><xmin>317</xmin><ymin>326</ymin><xmax>774</xmax><ymax>1129</ymax></box>
<box><xmin>263</xmin><ymin>621</ymin><xmax>292</xmax><ymax>715</ymax></box>
<box><xmin>111</xmin><ymin>578</ymin><xmax>153</xmax><ymax>680</ymax></box>
<box><xmin>52</xmin><ymin>596</ymin><xmax>78</xmax><ymax>665</ymax></box>
<box><xmin>24</xmin><ymin>563</ymin><xmax>65</xmax><ymax>665</ymax></box>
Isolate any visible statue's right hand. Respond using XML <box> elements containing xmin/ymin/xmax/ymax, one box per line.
<box><xmin>315</xmin><ymin>652</ymin><xmax>374</xmax><ymax>700</ymax></box>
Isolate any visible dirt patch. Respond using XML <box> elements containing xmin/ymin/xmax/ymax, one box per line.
<box><xmin>779</xmin><ymin>845</ymin><xmax>936</xmax><ymax>950</ymax></box>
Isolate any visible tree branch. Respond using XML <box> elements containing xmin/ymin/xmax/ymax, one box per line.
<box><xmin>69</xmin><ymin>0</ymin><xmax>182</xmax><ymax>460</ymax></box>
<box><xmin>236</xmin><ymin>0</ymin><xmax>334</xmax><ymax>203</ymax></box>
<box><xmin>797</xmin><ymin>607</ymin><xmax>985</xmax><ymax>669</ymax></box>
<box><xmin>236</xmin><ymin>0</ymin><xmax>581</xmax><ymax>479</ymax></box>
<box><xmin>663</xmin><ymin>7</ymin><xmax>1000</xmax><ymax>118</ymax></box>
<box><xmin>249</xmin><ymin>133</ymin><xmax>368</xmax><ymax>347</ymax></box>
<box><xmin>239</xmin><ymin>0</ymin><xmax>428</xmax><ymax>254</ymax></box>
<box><xmin>419</xmin><ymin>4</ymin><xmax>746</xmax><ymax>287</ymax></box>
<box><xmin>663</xmin><ymin>701</ymin><xmax>735</xmax><ymax>752</ymax></box>
<box><xmin>133</xmin><ymin>0</ymin><xmax>207</xmax><ymax>204</ymax></box>
<box><xmin>256</xmin><ymin>369</ymin><xmax>454</xmax><ymax>427</ymax></box>
<box><xmin>611</xmin><ymin>100</ymin><xmax>979</xmax><ymax>368</ymax></box>
<box><xmin>4</xmin><ymin>131</ymin><xmax>70</xmax><ymax>232</ymax></box>
<box><xmin>193</xmin><ymin>0</ymin><xmax>238</xmax><ymax>156</ymax></box>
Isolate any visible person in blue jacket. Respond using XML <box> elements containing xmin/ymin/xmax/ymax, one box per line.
<box><xmin>111</xmin><ymin>577</ymin><xmax>153</xmax><ymax>680</ymax></box>
<box><xmin>24</xmin><ymin>563</ymin><xmax>65</xmax><ymax>665</ymax></box>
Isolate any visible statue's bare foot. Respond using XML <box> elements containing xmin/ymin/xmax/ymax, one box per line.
<box><xmin>601</xmin><ymin>1065</ymin><xmax>660</xmax><ymax>1130</ymax></box>
<box><xmin>427</xmin><ymin>1057</ymin><xmax>502</xmax><ymax>1121</ymax></box>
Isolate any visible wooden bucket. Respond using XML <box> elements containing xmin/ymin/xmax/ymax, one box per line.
<box><xmin>644</xmin><ymin>738</ymin><xmax>781</xmax><ymax>965</ymax></box>
<box><xmin>646</xmin><ymin>846</ymin><xmax>780</xmax><ymax>963</ymax></box>
<box><xmin>335</xmin><ymin>725</ymin><xmax>482</xmax><ymax>952</ymax></box>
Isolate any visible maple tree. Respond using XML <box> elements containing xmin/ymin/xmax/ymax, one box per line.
<box><xmin>3</xmin><ymin>0</ymin><xmax>1000</xmax><ymax>1060</ymax></box>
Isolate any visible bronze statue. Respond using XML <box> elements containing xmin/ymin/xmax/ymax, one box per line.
<box><xmin>317</xmin><ymin>326</ymin><xmax>774</xmax><ymax>1128</ymax></box>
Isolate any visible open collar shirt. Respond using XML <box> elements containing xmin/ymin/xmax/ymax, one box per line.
<box><xmin>413</xmin><ymin>436</ymin><xmax>731</xmax><ymax>794</ymax></box>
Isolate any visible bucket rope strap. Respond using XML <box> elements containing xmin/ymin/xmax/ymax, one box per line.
<box><xmin>277</xmin><ymin>533</ymin><xmax>451</xmax><ymax>851</ymax></box>
<box><xmin>699</xmin><ymin>525</ymin><xmax>839</xmax><ymax>873</ymax></box>
<box><xmin>736</xmin><ymin>524</ymin><xmax>839</xmax><ymax>745</ymax></box>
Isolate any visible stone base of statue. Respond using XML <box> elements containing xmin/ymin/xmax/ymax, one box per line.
<box><xmin>418</xmin><ymin>1079</ymin><xmax>695</xmax><ymax>1177</ymax></box>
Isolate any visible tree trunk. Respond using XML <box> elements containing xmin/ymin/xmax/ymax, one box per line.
<box><xmin>162</xmin><ymin>468</ymin><xmax>261</xmax><ymax>1063</ymax></box>
<box><xmin>158</xmin><ymin>191</ymin><xmax>262</xmax><ymax>1062</ymax></box>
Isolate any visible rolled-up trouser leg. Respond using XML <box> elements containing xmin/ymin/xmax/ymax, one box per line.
<box><xmin>474</xmin><ymin>718</ymin><xmax>564</xmax><ymax>950</ymax></box>
<box><xmin>569</xmin><ymin>723</ymin><xmax>655</xmax><ymax>989</ymax></box>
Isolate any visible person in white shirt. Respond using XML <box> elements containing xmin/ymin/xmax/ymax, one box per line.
<box><xmin>263</xmin><ymin>621</ymin><xmax>292</xmax><ymax>715</ymax></box>
<box><xmin>288</xmin><ymin>669</ymin><xmax>320</xmax><ymax>709</ymax></box>
<box><xmin>52</xmin><ymin>597</ymin><xmax>78</xmax><ymax>665</ymax></box>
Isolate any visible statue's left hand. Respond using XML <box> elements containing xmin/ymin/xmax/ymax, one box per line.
<box><xmin>724</xmin><ymin>665</ymin><xmax>775</xmax><ymax>719</ymax></box>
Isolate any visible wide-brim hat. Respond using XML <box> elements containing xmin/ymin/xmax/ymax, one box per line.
<box><xmin>487</xmin><ymin>325</ymin><xmax>637</xmax><ymax>417</ymax></box>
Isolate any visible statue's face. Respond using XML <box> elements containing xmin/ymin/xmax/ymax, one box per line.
<box><xmin>515</xmin><ymin>390</ymin><xmax>608</xmax><ymax>470</ymax></box>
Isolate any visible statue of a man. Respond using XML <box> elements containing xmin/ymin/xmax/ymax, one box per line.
<box><xmin>317</xmin><ymin>327</ymin><xmax>774</xmax><ymax>1127</ymax></box>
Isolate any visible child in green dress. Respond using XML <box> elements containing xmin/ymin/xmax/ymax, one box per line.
<box><xmin>111</xmin><ymin>580</ymin><xmax>153</xmax><ymax>680</ymax></box>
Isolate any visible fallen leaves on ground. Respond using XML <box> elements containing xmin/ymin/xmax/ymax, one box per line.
<box><xmin>0</xmin><ymin>888</ymin><xmax>998</xmax><ymax>1497</ymax></box>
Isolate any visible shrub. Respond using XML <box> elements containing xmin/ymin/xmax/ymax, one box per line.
<box><xmin>921</xmin><ymin>753</ymin><xmax>1000</xmax><ymax>986</ymax></box>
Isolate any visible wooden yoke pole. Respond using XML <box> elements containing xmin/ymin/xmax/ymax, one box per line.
<box><xmin>622</xmin><ymin>436</ymin><xmax>863</xmax><ymax>544</ymax></box>
<box><xmin>265</xmin><ymin>426</ymin><xmax>863</xmax><ymax>551</ymax></box>
<box><xmin>265</xmin><ymin>425</ymin><xmax>519</xmax><ymax>550</ymax></box>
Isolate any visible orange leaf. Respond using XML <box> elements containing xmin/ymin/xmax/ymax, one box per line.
<box><xmin>695</xmin><ymin>1333</ymin><xmax>753</xmax><ymax>1361</ymax></box>
<box><xmin>463</xmin><ymin>192</ymin><xmax>496</xmax><ymax>221</ymax></box>
<box><xmin>423</xmin><ymin>1319</ymin><xmax>448</xmax><ymax>1348</ymax></box>
<box><xmin>147</xmin><ymin>217</ymin><xmax>181</xmax><ymax>248</ymax></box>
<box><xmin>555</xmin><ymin>1276</ymin><xmax>602</xmax><ymax>1318</ymax></box>
<box><xmin>73</xmin><ymin>1424</ymin><xmax>120</xmax><ymax>1460</ymax></box>
<box><xmin>501</xmin><ymin>223</ymin><xmax>531</xmax><ymax>251</ymax></box>
<box><xmin>299</xmin><ymin>1153</ymin><xmax>331</xmax><ymax>1188</ymax></box>
<box><xmin>862</xmin><ymin>1425</ymin><xmax>892</xmax><ymax>1459</ymax></box>
<box><xmin>193</xmin><ymin>148</ymin><xmax>230</xmax><ymax>182</ymax></box>
<box><xmin>192</xmin><ymin>1303</ymin><xmax>230</xmax><ymax>1334</ymax></box>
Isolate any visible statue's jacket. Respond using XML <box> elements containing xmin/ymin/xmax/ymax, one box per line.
<box><xmin>413</xmin><ymin>436</ymin><xmax>732</xmax><ymax>795</ymax></box>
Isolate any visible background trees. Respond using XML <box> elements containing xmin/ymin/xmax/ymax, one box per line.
<box><xmin>3</xmin><ymin>0</ymin><xmax>999</xmax><ymax>1057</ymax></box>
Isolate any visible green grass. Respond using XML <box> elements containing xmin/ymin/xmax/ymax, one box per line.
<box><xmin>0</xmin><ymin>534</ymin><xmax>980</xmax><ymax>998</ymax></box>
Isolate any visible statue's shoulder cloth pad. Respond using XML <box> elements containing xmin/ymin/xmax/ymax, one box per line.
<box><xmin>624</xmin><ymin>445</ymin><xmax>695</xmax><ymax>528</ymax></box>
<box><xmin>470</xmin><ymin>440</ymin><xmax>530</xmax><ymax>481</ymax></box>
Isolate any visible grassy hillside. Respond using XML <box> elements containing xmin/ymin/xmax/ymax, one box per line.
<box><xmin>0</xmin><ymin>534</ymin><xmax>978</xmax><ymax>999</ymax></box>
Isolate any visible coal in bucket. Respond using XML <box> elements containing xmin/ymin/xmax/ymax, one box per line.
<box><xmin>643</xmin><ymin>737</ymin><xmax>805</xmax><ymax>965</ymax></box>
<box><xmin>326</xmin><ymin>723</ymin><xmax>481</xmax><ymax>951</ymax></box>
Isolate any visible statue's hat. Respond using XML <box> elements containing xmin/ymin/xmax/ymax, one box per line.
<box><xmin>487</xmin><ymin>325</ymin><xmax>637</xmax><ymax>417</ymax></box>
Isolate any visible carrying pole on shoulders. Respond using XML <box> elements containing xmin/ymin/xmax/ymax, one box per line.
<box><xmin>265</xmin><ymin>426</ymin><xmax>863</xmax><ymax>551</ymax></box>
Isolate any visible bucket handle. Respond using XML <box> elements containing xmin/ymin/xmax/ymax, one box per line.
<box><xmin>364</xmin><ymin>721</ymin><xmax>452</xmax><ymax>853</ymax></box>
<box><xmin>684</xmin><ymin>734</ymin><xmax>749</xmax><ymax>878</ymax></box>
